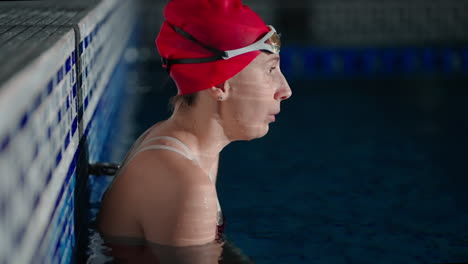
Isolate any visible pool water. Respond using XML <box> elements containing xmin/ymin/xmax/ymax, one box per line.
<box><xmin>86</xmin><ymin>74</ymin><xmax>468</xmax><ymax>263</ymax></box>
<box><xmin>86</xmin><ymin>228</ymin><xmax>255</xmax><ymax>263</ymax></box>
<box><xmin>217</xmin><ymin>79</ymin><xmax>468</xmax><ymax>264</ymax></box>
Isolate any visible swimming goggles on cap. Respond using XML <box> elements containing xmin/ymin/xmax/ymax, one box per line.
<box><xmin>161</xmin><ymin>24</ymin><xmax>281</xmax><ymax>72</ymax></box>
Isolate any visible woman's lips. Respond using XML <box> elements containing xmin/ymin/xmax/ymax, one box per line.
<box><xmin>269</xmin><ymin>111</ymin><xmax>279</xmax><ymax>122</ymax></box>
<box><xmin>269</xmin><ymin>113</ymin><xmax>278</xmax><ymax>122</ymax></box>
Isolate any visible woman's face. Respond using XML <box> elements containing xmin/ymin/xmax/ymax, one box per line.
<box><xmin>221</xmin><ymin>52</ymin><xmax>292</xmax><ymax>140</ymax></box>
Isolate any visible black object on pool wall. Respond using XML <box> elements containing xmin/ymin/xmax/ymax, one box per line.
<box><xmin>88</xmin><ymin>162</ymin><xmax>120</xmax><ymax>176</ymax></box>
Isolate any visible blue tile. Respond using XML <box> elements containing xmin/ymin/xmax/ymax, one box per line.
<box><xmin>33</xmin><ymin>193</ymin><xmax>40</xmax><ymax>209</ymax></box>
<box><xmin>64</xmin><ymin>133</ymin><xmax>70</xmax><ymax>150</ymax></box>
<box><xmin>53</xmin><ymin>232</ymin><xmax>63</xmax><ymax>258</ymax></box>
<box><xmin>47</xmin><ymin>80</ymin><xmax>54</xmax><ymax>95</ymax></box>
<box><xmin>84</xmin><ymin>96</ymin><xmax>89</xmax><ymax>109</ymax></box>
<box><xmin>71</xmin><ymin>117</ymin><xmax>77</xmax><ymax>136</ymax></box>
<box><xmin>45</xmin><ymin>170</ymin><xmax>52</xmax><ymax>185</ymax></box>
<box><xmin>85</xmin><ymin>36</ymin><xmax>89</xmax><ymax>48</ymax></box>
<box><xmin>32</xmin><ymin>143</ymin><xmax>39</xmax><ymax>161</ymax></box>
<box><xmin>57</xmin><ymin>68</ymin><xmax>63</xmax><ymax>83</ymax></box>
<box><xmin>65</xmin><ymin>57</ymin><xmax>71</xmax><ymax>73</ymax></box>
<box><xmin>55</xmin><ymin>150</ymin><xmax>62</xmax><ymax>167</ymax></box>
<box><xmin>13</xmin><ymin>226</ymin><xmax>25</xmax><ymax>247</ymax></box>
<box><xmin>0</xmin><ymin>135</ymin><xmax>11</xmax><ymax>152</ymax></box>
<box><xmin>56</xmin><ymin>206</ymin><xmax>65</xmax><ymax>228</ymax></box>
<box><xmin>72</xmin><ymin>83</ymin><xmax>77</xmax><ymax>98</ymax></box>
<box><xmin>57</xmin><ymin>109</ymin><xmax>61</xmax><ymax>123</ymax></box>
<box><xmin>72</xmin><ymin>51</ymin><xmax>76</xmax><ymax>65</ymax></box>
<box><xmin>32</xmin><ymin>94</ymin><xmax>42</xmax><ymax>112</ymax></box>
<box><xmin>47</xmin><ymin>126</ymin><xmax>52</xmax><ymax>140</ymax></box>
<box><xmin>84</xmin><ymin>120</ymin><xmax>91</xmax><ymax>138</ymax></box>
<box><xmin>66</xmin><ymin>96</ymin><xmax>70</xmax><ymax>110</ymax></box>
<box><xmin>20</xmin><ymin>112</ymin><xmax>29</xmax><ymax>129</ymax></box>
<box><xmin>67</xmin><ymin>157</ymin><xmax>76</xmax><ymax>177</ymax></box>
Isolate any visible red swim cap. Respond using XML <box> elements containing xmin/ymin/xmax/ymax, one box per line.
<box><xmin>155</xmin><ymin>0</ymin><xmax>270</xmax><ymax>95</ymax></box>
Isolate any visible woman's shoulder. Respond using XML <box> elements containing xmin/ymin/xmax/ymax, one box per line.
<box><xmin>124</xmin><ymin>142</ymin><xmax>209</xmax><ymax>185</ymax></box>
<box><xmin>116</xmin><ymin>150</ymin><xmax>219</xmax><ymax>246</ymax></box>
<box><xmin>98</xmin><ymin>143</ymin><xmax>218</xmax><ymax>243</ymax></box>
<box><xmin>116</xmin><ymin>151</ymin><xmax>216</xmax><ymax>207</ymax></box>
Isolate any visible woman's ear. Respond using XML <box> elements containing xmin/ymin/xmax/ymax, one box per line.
<box><xmin>208</xmin><ymin>81</ymin><xmax>230</xmax><ymax>101</ymax></box>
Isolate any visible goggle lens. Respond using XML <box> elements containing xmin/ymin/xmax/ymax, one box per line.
<box><xmin>266</xmin><ymin>32</ymin><xmax>281</xmax><ymax>54</ymax></box>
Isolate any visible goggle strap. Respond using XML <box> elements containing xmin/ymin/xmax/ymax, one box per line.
<box><xmin>223</xmin><ymin>27</ymin><xmax>276</xmax><ymax>59</ymax></box>
<box><xmin>168</xmin><ymin>23</ymin><xmax>226</xmax><ymax>57</ymax></box>
<box><xmin>162</xmin><ymin>55</ymin><xmax>225</xmax><ymax>73</ymax></box>
<box><xmin>167</xmin><ymin>56</ymin><xmax>224</xmax><ymax>64</ymax></box>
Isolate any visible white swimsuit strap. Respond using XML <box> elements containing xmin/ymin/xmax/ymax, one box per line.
<box><xmin>129</xmin><ymin>145</ymin><xmax>194</xmax><ymax>163</ymax></box>
<box><xmin>141</xmin><ymin>136</ymin><xmax>210</xmax><ymax>174</ymax></box>
<box><xmin>118</xmin><ymin>136</ymin><xmax>193</xmax><ymax>172</ymax></box>
<box><xmin>141</xmin><ymin>136</ymin><xmax>193</xmax><ymax>155</ymax></box>
<box><xmin>125</xmin><ymin>136</ymin><xmax>193</xmax><ymax>163</ymax></box>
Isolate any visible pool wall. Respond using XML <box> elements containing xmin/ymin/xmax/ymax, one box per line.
<box><xmin>0</xmin><ymin>0</ymin><xmax>138</xmax><ymax>263</ymax></box>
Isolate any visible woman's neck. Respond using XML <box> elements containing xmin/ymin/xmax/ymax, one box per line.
<box><xmin>165</xmin><ymin>105</ymin><xmax>230</xmax><ymax>177</ymax></box>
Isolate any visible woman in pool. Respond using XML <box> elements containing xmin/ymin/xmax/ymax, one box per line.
<box><xmin>97</xmin><ymin>0</ymin><xmax>291</xmax><ymax>259</ymax></box>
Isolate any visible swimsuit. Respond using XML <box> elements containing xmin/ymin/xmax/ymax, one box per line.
<box><xmin>101</xmin><ymin>124</ymin><xmax>225</xmax><ymax>241</ymax></box>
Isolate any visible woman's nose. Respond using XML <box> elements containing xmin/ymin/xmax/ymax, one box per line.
<box><xmin>274</xmin><ymin>72</ymin><xmax>292</xmax><ymax>101</ymax></box>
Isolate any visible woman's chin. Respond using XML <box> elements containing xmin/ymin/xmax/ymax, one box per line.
<box><xmin>247</xmin><ymin>125</ymin><xmax>270</xmax><ymax>140</ymax></box>
<box><xmin>260</xmin><ymin>125</ymin><xmax>270</xmax><ymax>137</ymax></box>
<box><xmin>230</xmin><ymin>122</ymin><xmax>270</xmax><ymax>141</ymax></box>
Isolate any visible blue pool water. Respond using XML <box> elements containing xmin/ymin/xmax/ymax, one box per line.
<box><xmin>87</xmin><ymin>71</ymin><xmax>468</xmax><ymax>263</ymax></box>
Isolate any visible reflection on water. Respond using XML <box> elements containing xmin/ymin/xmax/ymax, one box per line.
<box><xmin>87</xmin><ymin>227</ymin><xmax>256</xmax><ymax>264</ymax></box>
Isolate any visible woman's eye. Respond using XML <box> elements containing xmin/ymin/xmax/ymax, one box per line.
<box><xmin>269</xmin><ymin>66</ymin><xmax>277</xmax><ymax>73</ymax></box>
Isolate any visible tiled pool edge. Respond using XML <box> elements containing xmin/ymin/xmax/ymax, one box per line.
<box><xmin>0</xmin><ymin>0</ymin><xmax>138</xmax><ymax>263</ymax></box>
